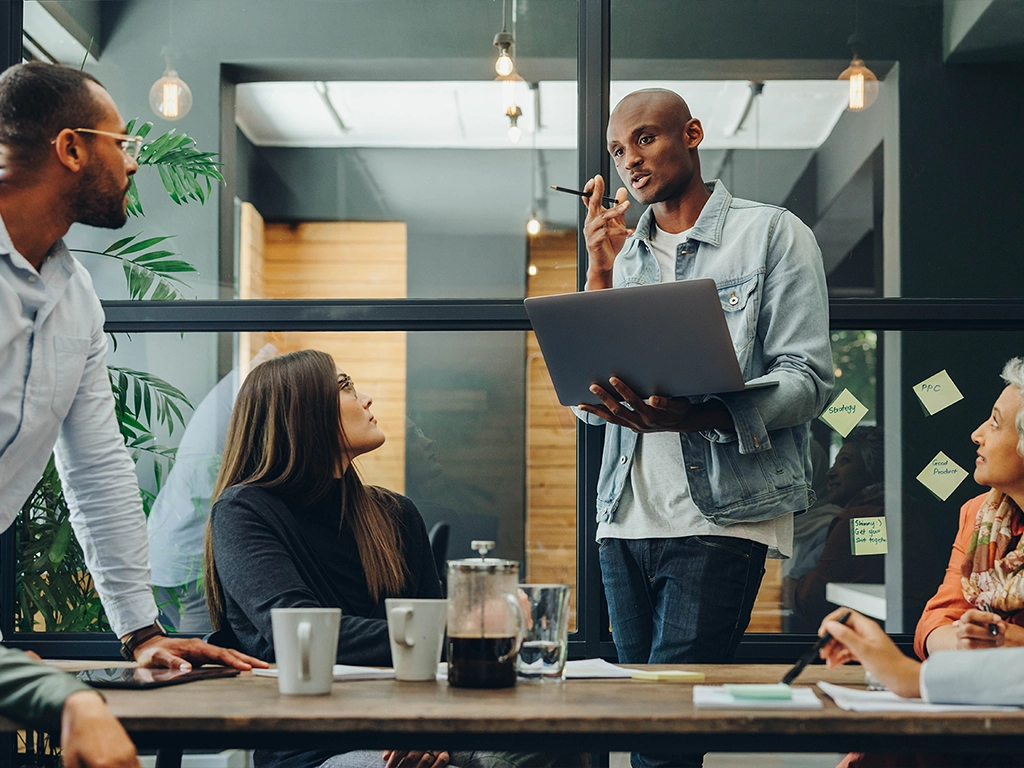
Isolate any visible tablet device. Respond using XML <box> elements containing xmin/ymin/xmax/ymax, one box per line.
<box><xmin>75</xmin><ymin>666</ymin><xmax>240</xmax><ymax>689</ymax></box>
<box><xmin>524</xmin><ymin>279</ymin><xmax>777</xmax><ymax>406</ymax></box>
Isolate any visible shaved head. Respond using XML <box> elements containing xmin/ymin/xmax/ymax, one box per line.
<box><xmin>605</xmin><ymin>88</ymin><xmax>705</xmax><ymax>212</ymax></box>
<box><xmin>611</xmin><ymin>88</ymin><xmax>693</xmax><ymax>131</ymax></box>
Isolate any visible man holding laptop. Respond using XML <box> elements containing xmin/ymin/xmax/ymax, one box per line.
<box><xmin>576</xmin><ymin>88</ymin><xmax>832</xmax><ymax>768</ymax></box>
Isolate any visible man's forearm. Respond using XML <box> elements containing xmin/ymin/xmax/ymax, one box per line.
<box><xmin>0</xmin><ymin>647</ymin><xmax>92</xmax><ymax>733</ymax></box>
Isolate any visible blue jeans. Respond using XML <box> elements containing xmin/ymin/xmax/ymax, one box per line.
<box><xmin>599</xmin><ymin>536</ymin><xmax>768</xmax><ymax>768</ymax></box>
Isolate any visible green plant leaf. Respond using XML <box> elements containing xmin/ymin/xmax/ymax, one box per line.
<box><xmin>74</xmin><ymin>234</ymin><xmax>197</xmax><ymax>301</ymax></box>
<box><xmin>47</xmin><ymin>520</ymin><xmax>72</xmax><ymax>565</ymax></box>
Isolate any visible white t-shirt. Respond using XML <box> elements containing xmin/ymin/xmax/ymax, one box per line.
<box><xmin>596</xmin><ymin>223</ymin><xmax>792</xmax><ymax>557</ymax></box>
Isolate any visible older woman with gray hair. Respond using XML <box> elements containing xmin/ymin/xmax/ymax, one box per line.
<box><xmin>914</xmin><ymin>357</ymin><xmax>1024</xmax><ymax>659</ymax></box>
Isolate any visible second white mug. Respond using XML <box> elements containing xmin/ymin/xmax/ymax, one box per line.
<box><xmin>385</xmin><ymin>598</ymin><xmax>447</xmax><ymax>681</ymax></box>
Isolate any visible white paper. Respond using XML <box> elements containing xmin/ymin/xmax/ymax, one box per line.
<box><xmin>693</xmin><ymin>685</ymin><xmax>823</xmax><ymax>709</ymax></box>
<box><xmin>563</xmin><ymin>658</ymin><xmax>633</xmax><ymax>679</ymax></box>
<box><xmin>253</xmin><ymin>664</ymin><xmax>396</xmax><ymax>681</ymax></box>
<box><xmin>817</xmin><ymin>681</ymin><xmax>1021</xmax><ymax>712</ymax></box>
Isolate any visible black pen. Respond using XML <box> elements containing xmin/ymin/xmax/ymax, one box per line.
<box><xmin>550</xmin><ymin>185</ymin><xmax>621</xmax><ymax>208</ymax></box>
<box><xmin>780</xmin><ymin>610</ymin><xmax>852</xmax><ymax>686</ymax></box>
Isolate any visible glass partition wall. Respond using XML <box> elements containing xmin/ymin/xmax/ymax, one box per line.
<box><xmin>5</xmin><ymin>0</ymin><xmax>1024</xmax><ymax>662</ymax></box>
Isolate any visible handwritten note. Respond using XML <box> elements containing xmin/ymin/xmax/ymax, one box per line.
<box><xmin>819</xmin><ymin>389</ymin><xmax>869</xmax><ymax>438</ymax></box>
<box><xmin>850</xmin><ymin>516</ymin><xmax>888</xmax><ymax>556</ymax></box>
<box><xmin>913</xmin><ymin>370</ymin><xmax>964</xmax><ymax>416</ymax></box>
<box><xmin>916</xmin><ymin>452</ymin><xmax>969</xmax><ymax>501</ymax></box>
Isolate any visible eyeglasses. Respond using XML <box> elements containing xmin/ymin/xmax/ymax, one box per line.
<box><xmin>51</xmin><ymin>128</ymin><xmax>144</xmax><ymax>161</ymax></box>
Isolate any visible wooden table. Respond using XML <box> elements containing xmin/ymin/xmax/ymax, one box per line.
<box><xmin>7</xmin><ymin>663</ymin><xmax>1024</xmax><ymax>762</ymax></box>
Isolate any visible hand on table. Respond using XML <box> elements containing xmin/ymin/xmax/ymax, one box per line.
<box><xmin>817</xmin><ymin>607</ymin><xmax>922</xmax><ymax>699</ymax></box>
<box><xmin>953</xmin><ymin>609</ymin><xmax>1009</xmax><ymax>650</ymax></box>
<box><xmin>383</xmin><ymin>749</ymin><xmax>449</xmax><ymax>768</ymax></box>
<box><xmin>581</xmin><ymin>174</ymin><xmax>630</xmax><ymax>290</ymax></box>
<box><xmin>577</xmin><ymin>377</ymin><xmax>731</xmax><ymax>434</ymax></box>
<box><xmin>61</xmin><ymin>690</ymin><xmax>141</xmax><ymax>768</ymax></box>
<box><xmin>133</xmin><ymin>635</ymin><xmax>268</xmax><ymax>671</ymax></box>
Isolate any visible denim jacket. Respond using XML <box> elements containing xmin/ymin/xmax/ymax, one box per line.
<box><xmin>577</xmin><ymin>181</ymin><xmax>833</xmax><ymax>526</ymax></box>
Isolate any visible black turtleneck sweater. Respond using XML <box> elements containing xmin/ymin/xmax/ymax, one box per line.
<box><xmin>210</xmin><ymin>480</ymin><xmax>442</xmax><ymax>667</ymax></box>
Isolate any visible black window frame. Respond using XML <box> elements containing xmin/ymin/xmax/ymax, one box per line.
<box><xmin>4</xmin><ymin>0</ymin><xmax>1024</xmax><ymax>662</ymax></box>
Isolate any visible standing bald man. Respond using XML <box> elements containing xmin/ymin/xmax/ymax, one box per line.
<box><xmin>576</xmin><ymin>89</ymin><xmax>832</xmax><ymax>768</ymax></box>
<box><xmin>0</xmin><ymin>62</ymin><xmax>267</xmax><ymax>673</ymax></box>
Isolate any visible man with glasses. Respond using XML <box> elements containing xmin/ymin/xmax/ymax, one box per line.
<box><xmin>0</xmin><ymin>61</ymin><xmax>266</xmax><ymax>688</ymax></box>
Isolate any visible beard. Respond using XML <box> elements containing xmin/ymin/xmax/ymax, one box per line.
<box><xmin>68</xmin><ymin>163</ymin><xmax>129</xmax><ymax>229</ymax></box>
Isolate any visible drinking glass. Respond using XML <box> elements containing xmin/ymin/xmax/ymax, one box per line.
<box><xmin>516</xmin><ymin>584</ymin><xmax>570</xmax><ymax>681</ymax></box>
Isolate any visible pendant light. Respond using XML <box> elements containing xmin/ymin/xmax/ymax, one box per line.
<box><xmin>150</xmin><ymin>3</ymin><xmax>192</xmax><ymax>121</ymax></box>
<box><xmin>837</xmin><ymin>2</ymin><xmax>878</xmax><ymax>112</ymax></box>
<box><xmin>493</xmin><ymin>0</ymin><xmax>515</xmax><ymax>76</ymax></box>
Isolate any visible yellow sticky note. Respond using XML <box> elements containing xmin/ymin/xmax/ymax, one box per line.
<box><xmin>916</xmin><ymin>451</ymin><xmax>969</xmax><ymax>501</ymax></box>
<box><xmin>819</xmin><ymin>389</ymin><xmax>869</xmax><ymax>438</ymax></box>
<box><xmin>850</xmin><ymin>516</ymin><xmax>888</xmax><ymax>556</ymax></box>
<box><xmin>630</xmin><ymin>669</ymin><xmax>705</xmax><ymax>683</ymax></box>
<box><xmin>913</xmin><ymin>370</ymin><xmax>964</xmax><ymax>416</ymax></box>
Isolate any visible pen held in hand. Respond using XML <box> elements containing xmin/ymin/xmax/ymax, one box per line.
<box><xmin>550</xmin><ymin>185</ymin><xmax>621</xmax><ymax>208</ymax></box>
<box><xmin>780</xmin><ymin>609</ymin><xmax>852</xmax><ymax>686</ymax></box>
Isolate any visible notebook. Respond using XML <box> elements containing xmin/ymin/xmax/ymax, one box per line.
<box><xmin>523</xmin><ymin>279</ymin><xmax>776</xmax><ymax>407</ymax></box>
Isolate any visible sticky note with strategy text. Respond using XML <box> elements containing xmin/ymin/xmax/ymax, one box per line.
<box><xmin>912</xmin><ymin>370</ymin><xmax>964</xmax><ymax>416</ymax></box>
<box><xmin>850</xmin><ymin>516</ymin><xmax>888</xmax><ymax>556</ymax></box>
<box><xmin>916</xmin><ymin>451</ymin><xmax>968</xmax><ymax>501</ymax></box>
<box><xmin>819</xmin><ymin>389</ymin><xmax>868</xmax><ymax>438</ymax></box>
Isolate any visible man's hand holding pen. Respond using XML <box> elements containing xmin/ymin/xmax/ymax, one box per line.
<box><xmin>579</xmin><ymin>174</ymin><xmax>631</xmax><ymax>291</ymax></box>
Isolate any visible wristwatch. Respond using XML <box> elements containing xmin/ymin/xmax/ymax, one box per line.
<box><xmin>120</xmin><ymin>620</ymin><xmax>168</xmax><ymax>661</ymax></box>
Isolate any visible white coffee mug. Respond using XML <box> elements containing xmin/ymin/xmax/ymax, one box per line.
<box><xmin>271</xmin><ymin>607</ymin><xmax>341</xmax><ymax>695</ymax></box>
<box><xmin>385</xmin><ymin>598</ymin><xmax>447</xmax><ymax>681</ymax></box>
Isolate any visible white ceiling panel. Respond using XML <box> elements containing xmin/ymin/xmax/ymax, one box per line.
<box><xmin>237</xmin><ymin>79</ymin><xmax>852</xmax><ymax>151</ymax></box>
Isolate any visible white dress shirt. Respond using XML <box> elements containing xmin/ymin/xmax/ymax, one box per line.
<box><xmin>0</xmin><ymin>214</ymin><xmax>157</xmax><ymax>638</ymax></box>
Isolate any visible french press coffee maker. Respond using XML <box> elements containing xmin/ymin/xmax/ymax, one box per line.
<box><xmin>446</xmin><ymin>540</ymin><xmax>525</xmax><ymax>688</ymax></box>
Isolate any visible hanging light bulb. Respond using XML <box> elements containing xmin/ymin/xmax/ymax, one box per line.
<box><xmin>493</xmin><ymin>30</ymin><xmax>515</xmax><ymax>76</ymax></box>
<box><xmin>506</xmin><ymin>105</ymin><xmax>523</xmax><ymax>143</ymax></box>
<box><xmin>838</xmin><ymin>57</ymin><xmax>878</xmax><ymax>111</ymax></box>
<box><xmin>150</xmin><ymin>67</ymin><xmax>192</xmax><ymax>120</ymax></box>
<box><xmin>527</xmin><ymin>215</ymin><xmax>541</xmax><ymax>235</ymax></box>
<box><xmin>838</xmin><ymin>32</ymin><xmax>878</xmax><ymax>112</ymax></box>
<box><xmin>527</xmin><ymin>264</ymin><xmax>538</xmax><ymax>276</ymax></box>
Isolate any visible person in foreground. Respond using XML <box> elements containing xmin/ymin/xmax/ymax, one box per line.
<box><xmin>0</xmin><ymin>60</ymin><xmax>262</xmax><ymax>671</ymax></box>
<box><xmin>820</xmin><ymin>606</ymin><xmax>1024</xmax><ymax>705</ymax></box>
<box><xmin>205</xmin><ymin>350</ymin><xmax>580</xmax><ymax>768</ymax></box>
<box><xmin>0</xmin><ymin>645</ymin><xmax>138</xmax><ymax>768</ymax></box>
<box><xmin>575</xmin><ymin>88</ymin><xmax>832</xmax><ymax>768</ymax></box>
<box><xmin>914</xmin><ymin>358</ymin><xmax>1024</xmax><ymax>660</ymax></box>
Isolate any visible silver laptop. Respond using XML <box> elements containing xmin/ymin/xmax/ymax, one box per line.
<box><xmin>524</xmin><ymin>278</ymin><xmax>776</xmax><ymax>407</ymax></box>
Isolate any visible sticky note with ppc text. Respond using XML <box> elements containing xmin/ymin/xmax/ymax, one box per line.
<box><xmin>913</xmin><ymin>370</ymin><xmax>964</xmax><ymax>416</ymax></box>
<box><xmin>916</xmin><ymin>451</ymin><xmax>968</xmax><ymax>501</ymax></box>
<box><xmin>819</xmin><ymin>389</ymin><xmax>869</xmax><ymax>438</ymax></box>
<box><xmin>850</xmin><ymin>516</ymin><xmax>888</xmax><ymax>556</ymax></box>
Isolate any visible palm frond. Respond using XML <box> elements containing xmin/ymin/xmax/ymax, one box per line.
<box><xmin>72</xmin><ymin>233</ymin><xmax>197</xmax><ymax>301</ymax></box>
<box><xmin>108</xmin><ymin>365</ymin><xmax>193</xmax><ymax>437</ymax></box>
<box><xmin>124</xmin><ymin>119</ymin><xmax>224</xmax><ymax>217</ymax></box>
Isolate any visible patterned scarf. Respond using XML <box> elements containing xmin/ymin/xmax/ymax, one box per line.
<box><xmin>960</xmin><ymin>489</ymin><xmax>1024</xmax><ymax>615</ymax></box>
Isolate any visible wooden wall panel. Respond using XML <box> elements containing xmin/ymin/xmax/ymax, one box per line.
<box><xmin>526</xmin><ymin>230</ymin><xmax>578</xmax><ymax>629</ymax></box>
<box><xmin>244</xmin><ymin>220</ymin><xmax>408</xmax><ymax>494</ymax></box>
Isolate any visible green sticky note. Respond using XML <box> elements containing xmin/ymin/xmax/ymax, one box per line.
<box><xmin>850</xmin><ymin>516</ymin><xmax>888</xmax><ymax>556</ymax></box>
<box><xmin>913</xmin><ymin>370</ymin><xmax>964</xmax><ymax>416</ymax></box>
<box><xmin>819</xmin><ymin>389</ymin><xmax>869</xmax><ymax>438</ymax></box>
<box><xmin>723</xmin><ymin>684</ymin><xmax>793</xmax><ymax>700</ymax></box>
<box><xmin>916</xmin><ymin>451</ymin><xmax>968</xmax><ymax>501</ymax></box>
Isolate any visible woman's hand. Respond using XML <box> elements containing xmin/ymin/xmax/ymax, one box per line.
<box><xmin>953</xmin><ymin>609</ymin><xmax>1007</xmax><ymax>649</ymax></box>
<box><xmin>382</xmin><ymin>749</ymin><xmax>449</xmax><ymax>768</ymax></box>
<box><xmin>817</xmin><ymin>607</ymin><xmax>922</xmax><ymax>699</ymax></box>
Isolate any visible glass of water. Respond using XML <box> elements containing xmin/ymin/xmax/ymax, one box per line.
<box><xmin>516</xmin><ymin>584</ymin><xmax>570</xmax><ymax>681</ymax></box>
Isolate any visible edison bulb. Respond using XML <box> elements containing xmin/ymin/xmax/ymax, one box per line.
<box><xmin>508</xmin><ymin>124</ymin><xmax>522</xmax><ymax>143</ymax></box>
<box><xmin>527</xmin><ymin>264</ymin><xmax>538</xmax><ymax>276</ymax></box>
<box><xmin>495</xmin><ymin>49</ymin><xmax>514</xmax><ymax>77</ymax></box>
<box><xmin>837</xmin><ymin>58</ymin><xmax>878</xmax><ymax>111</ymax></box>
<box><xmin>149</xmin><ymin>69</ymin><xmax>192</xmax><ymax>120</ymax></box>
<box><xmin>527</xmin><ymin>218</ymin><xmax>541</xmax><ymax>235</ymax></box>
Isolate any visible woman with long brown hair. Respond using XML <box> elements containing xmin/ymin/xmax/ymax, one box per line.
<box><xmin>204</xmin><ymin>349</ymin><xmax>445</xmax><ymax>768</ymax></box>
